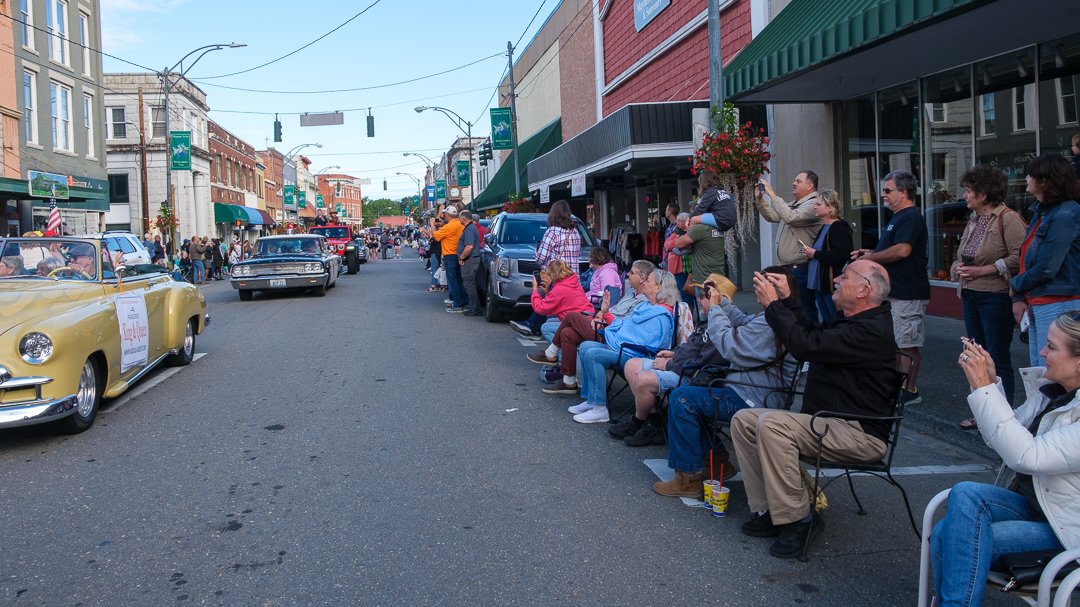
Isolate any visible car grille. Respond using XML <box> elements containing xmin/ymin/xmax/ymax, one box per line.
<box><xmin>261</xmin><ymin>263</ymin><xmax>311</xmax><ymax>275</ymax></box>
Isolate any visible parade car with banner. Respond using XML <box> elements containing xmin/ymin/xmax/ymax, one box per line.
<box><xmin>229</xmin><ymin>234</ymin><xmax>341</xmax><ymax>300</ymax></box>
<box><xmin>0</xmin><ymin>236</ymin><xmax>209</xmax><ymax>433</ymax></box>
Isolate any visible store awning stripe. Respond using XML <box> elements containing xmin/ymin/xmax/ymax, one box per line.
<box><xmin>213</xmin><ymin>203</ymin><xmax>246</xmax><ymax>224</ymax></box>
<box><xmin>723</xmin><ymin>0</ymin><xmax>979</xmax><ymax>101</ymax></box>
<box><xmin>471</xmin><ymin>118</ymin><xmax>562</xmax><ymax>212</ymax></box>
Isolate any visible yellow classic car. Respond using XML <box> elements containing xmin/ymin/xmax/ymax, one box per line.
<box><xmin>0</xmin><ymin>236</ymin><xmax>209</xmax><ymax>433</ymax></box>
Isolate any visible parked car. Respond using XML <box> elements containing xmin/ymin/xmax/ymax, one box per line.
<box><xmin>230</xmin><ymin>234</ymin><xmax>341</xmax><ymax>300</ymax></box>
<box><xmin>0</xmin><ymin>236</ymin><xmax>208</xmax><ymax>433</ymax></box>
<box><xmin>479</xmin><ymin>212</ymin><xmax>595</xmax><ymax>322</ymax></box>
<box><xmin>309</xmin><ymin>225</ymin><xmax>365</xmax><ymax>273</ymax></box>
<box><xmin>84</xmin><ymin>231</ymin><xmax>153</xmax><ymax>267</ymax></box>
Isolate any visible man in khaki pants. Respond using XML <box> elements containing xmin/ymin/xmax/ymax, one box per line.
<box><xmin>731</xmin><ymin>258</ymin><xmax>898</xmax><ymax>559</ymax></box>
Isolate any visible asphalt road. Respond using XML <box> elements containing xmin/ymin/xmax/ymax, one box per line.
<box><xmin>1</xmin><ymin>252</ymin><xmax>1018</xmax><ymax>606</ymax></box>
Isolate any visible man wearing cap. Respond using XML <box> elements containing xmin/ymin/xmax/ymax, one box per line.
<box><xmin>433</xmin><ymin>204</ymin><xmax>466</xmax><ymax>310</ymax></box>
<box><xmin>65</xmin><ymin>244</ymin><xmax>98</xmax><ymax>279</ymax></box>
<box><xmin>757</xmin><ymin>171</ymin><xmax>823</xmax><ymax>325</ymax></box>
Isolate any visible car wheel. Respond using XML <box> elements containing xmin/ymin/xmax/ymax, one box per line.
<box><xmin>313</xmin><ymin>282</ymin><xmax>327</xmax><ymax>297</ymax></box>
<box><xmin>166</xmin><ymin>317</ymin><xmax>196</xmax><ymax>366</ymax></box>
<box><xmin>238</xmin><ymin>289</ymin><xmax>253</xmax><ymax>301</ymax></box>
<box><xmin>347</xmin><ymin>253</ymin><xmax>360</xmax><ymax>274</ymax></box>
<box><xmin>484</xmin><ymin>281</ymin><xmax>504</xmax><ymax>323</ymax></box>
<box><xmin>55</xmin><ymin>357</ymin><xmax>101</xmax><ymax>434</ymax></box>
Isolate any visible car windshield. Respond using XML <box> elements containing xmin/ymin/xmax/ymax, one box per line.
<box><xmin>0</xmin><ymin>238</ymin><xmax>101</xmax><ymax>280</ymax></box>
<box><xmin>310</xmin><ymin>227</ymin><xmax>350</xmax><ymax>239</ymax></box>
<box><xmin>256</xmin><ymin>238</ymin><xmax>321</xmax><ymax>256</ymax></box>
<box><xmin>498</xmin><ymin>218</ymin><xmax>594</xmax><ymax>246</ymax></box>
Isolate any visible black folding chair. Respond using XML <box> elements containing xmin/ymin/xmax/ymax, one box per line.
<box><xmin>798</xmin><ymin>352</ymin><xmax>917</xmax><ymax>560</ymax></box>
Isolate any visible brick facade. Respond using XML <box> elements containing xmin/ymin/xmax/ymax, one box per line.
<box><xmin>558</xmin><ymin>2</ymin><xmax>597</xmax><ymax>141</ymax></box>
<box><xmin>209</xmin><ymin>120</ymin><xmax>256</xmax><ymax>207</ymax></box>
<box><xmin>258</xmin><ymin>149</ymin><xmax>284</xmax><ymax>219</ymax></box>
<box><xmin>317</xmin><ymin>174</ymin><xmax>362</xmax><ymax>223</ymax></box>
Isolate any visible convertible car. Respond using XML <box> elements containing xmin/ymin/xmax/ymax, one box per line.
<box><xmin>230</xmin><ymin>234</ymin><xmax>341</xmax><ymax>300</ymax></box>
<box><xmin>0</xmin><ymin>236</ymin><xmax>209</xmax><ymax>433</ymax></box>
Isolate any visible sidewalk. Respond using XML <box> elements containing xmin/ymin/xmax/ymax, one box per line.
<box><xmin>729</xmin><ymin>290</ymin><xmax>1027</xmax><ymax>459</ymax></box>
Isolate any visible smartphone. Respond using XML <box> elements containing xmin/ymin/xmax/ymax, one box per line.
<box><xmin>756</xmin><ymin>181</ymin><xmax>766</xmax><ymax>193</ymax></box>
<box><xmin>532</xmin><ymin>271</ymin><xmax>543</xmax><ymax>285</ymax></box>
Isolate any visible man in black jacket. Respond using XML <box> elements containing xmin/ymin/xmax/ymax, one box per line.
<box><xmin>731</xmin><ymin>258</ymin><xmax>898</xmax><ymax>559</ymax></box>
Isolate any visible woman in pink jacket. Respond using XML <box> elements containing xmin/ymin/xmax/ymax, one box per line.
<box><xmin>530</xmin><ymin>260</ymin><xmax>593</xmax><ymax>321</ymax></box>
<box><xmin>586</xmin><ymin>248</ymin><xmax>623</xmax><ymax>306</ymax></box>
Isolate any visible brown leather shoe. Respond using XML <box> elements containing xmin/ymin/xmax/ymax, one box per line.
<box><xmin>653</xmin><ymin>470</ymin><xmax>706</xmax><ymax>498</ymax></box>
<box><xmin>526</xmin><ymin>350</ymin><xmax>558</xmax><ymax>365</ymax></box>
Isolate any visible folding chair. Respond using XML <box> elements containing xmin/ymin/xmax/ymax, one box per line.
<box><xmin>917</xmin><ymin>488</ymin><xmax>1080</xmax><ymax>607</ymax></box>
<box><xmin>798</xmin><ymin>352</ymin><xmax>917</xmax><ymax>560</ymax></box>
<box><xmin>604</xmin><ymin>302</ymin><xmax>682</xmax><ymax>421</ymax></box>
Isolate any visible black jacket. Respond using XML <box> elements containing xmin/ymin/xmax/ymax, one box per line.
<box><xmin>808</xmin><ymin>220</ymin><xmax>853</xmax><ymax>292</ymax></box>
<box><xmin>764</xmin><ymin>297</ymin><xmax>898</xmax><ymax>442</ymax></box>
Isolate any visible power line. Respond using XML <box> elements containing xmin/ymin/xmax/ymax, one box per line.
<box><xmin>515</xmin><ymin>2</ymin><xmax>594</xmax><ymax>100</ymax></box>
<box><xmin>193</xmin><ymin>0</ymin><xmax>384</xmax><ymax>80</ymax></box>
<box><xmin>305</xmin><ymin>148</ymin><xmax>447</xmax><ymax>157</ymax></box>
<box><xmin>516</xmin><ymin>0</ymin><xmax>550</xmax><ymax>49</ymax></box>
<box><xmin>195</xmin><ymin>53</ymin><xmax>502</xmax><ymax>95</ymax></box>
<box><xmin>0</xmin><ymin>11</ymin><xmax>157</xmax><ymax>72</ymax></box>
<box><xmin>210</xmin><ymin>86</ymin><xmax>492</xmax><ymax>116</ymax></box>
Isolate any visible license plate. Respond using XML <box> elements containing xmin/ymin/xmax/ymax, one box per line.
<box><xmin>269</xmin><ymin>278</ymin><xmax>286</xmax><ymax>287</ymax></box>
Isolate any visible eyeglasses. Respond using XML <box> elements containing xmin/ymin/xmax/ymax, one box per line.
<box><xmin>841</xmin><ymin>261</ymin><xmax>872</xmax><ymax>288</ymax></box>
<box><xmin>881</xmin><ymin>188</ymin><xmax>895</xmax><ymax>195</ymax></box>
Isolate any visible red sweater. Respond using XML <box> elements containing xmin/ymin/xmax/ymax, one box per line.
<box><xmin>530</xmin><ymin>275</ymin><xmax>593</xmax><ymax>319</ymax></box>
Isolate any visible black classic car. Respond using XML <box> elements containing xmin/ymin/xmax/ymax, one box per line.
<box><xmin>230</xmin><ymin>234</ymin><xmax>341</xmax><ymax>300</ymax></box>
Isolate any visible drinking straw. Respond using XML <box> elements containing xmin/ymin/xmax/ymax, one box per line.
<box><xmin>718</xmin><ymin>463</ymin><xmax>725</xmax><ymax>492</ymax></box>
<box><xmin>709</xmin><ymin>449</ymin><xmax>714</xmax><ymax>480</ymax></box>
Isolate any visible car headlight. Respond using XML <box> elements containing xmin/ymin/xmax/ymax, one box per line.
<box><xmin>19</xmin><ymin>332</ymin><xmax>54</xmax><ymax>364</ymax></box>
<box><xmin>233</xmin><ymin>266</ymin><xmax>250</xmax><ymax>276</ymax></box>
<box><xmin>304</xmin><ymin>262</ymin><xmax>323</xmax><ymax>273</ymax></box>
<box><xmin>497</xmin><ymin>257</ymin><xmax>511</xmax><ymax>277</ymax></box>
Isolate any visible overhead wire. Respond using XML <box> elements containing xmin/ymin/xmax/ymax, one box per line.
<box><xmin>470</xmin><ymin>0</ymin><xmax>549</xmax><ymax>124</ymax></box>
<box><xmin>209</xmin><ymin>86</ymin><xmax>493</xmax><ymax>116</ymax></box>
<box><xmin>192</xmin><ymin>0</ymin><xmax>384</xmax><ymax>80</ymax></box>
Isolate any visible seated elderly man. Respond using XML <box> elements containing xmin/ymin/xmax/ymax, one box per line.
<box><xmin>646</xmin><ymin>269</ymin><xmax>800</xmax><ymax>494</ymax></box>
<box><xmin>732</xmin><ymin>259</ymin><xmax>897</xmax><ymax>559</ymax></box>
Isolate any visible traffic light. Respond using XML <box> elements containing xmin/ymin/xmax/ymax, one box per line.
<box><xmin>366</xmin><ymin>109</ymin><xmax>375</xmax><ymax>138</ymax></box>
<box><xmin>382</xmin><ymin>179</ymin><xmax>387</xmax><ymax>191</ymax></box>
<box><xmin>273</xmin><ymin>116</ymin><xmax>282</xmax><ymax>143</ymax></box>
<box><xmin>478</xmin><ymin>141</ymin><xmax>493</xmax><ymax>166</ymax></box>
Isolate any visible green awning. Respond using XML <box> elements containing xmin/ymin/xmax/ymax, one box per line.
<box><xmin>471</xmin><ymin>118</ymin><xmax>562</xmax><ymax>212</ymax></box>
<box><xmin>0</xmin><ymin>176</ymin><xmax>110</xmax><ymax>211</ymax></box>
<box><xmin>214</xmin><ymin>202</ymin><xmax>247</xmax><ymax>224</ymax></box>
<box><xmin>723</xmin><ymin>0</ymin><xmax>982</xmax><ymax>102</ymax></box>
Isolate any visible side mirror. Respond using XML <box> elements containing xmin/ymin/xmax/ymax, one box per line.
<box><xmin>484</xmin><ymin>233</ymin><xmax>494</xmax><ymax>245</ymax></box>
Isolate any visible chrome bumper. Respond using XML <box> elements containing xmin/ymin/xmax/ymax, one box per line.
<box><xmin>230</xmin><ymin>273</ymin><xmax>328</xmax><ymax>290</ymax></box>
<box><xmin>0</xmin><ymin>374</ymin><xmax>78</xmax><ymax>429</ymax></box>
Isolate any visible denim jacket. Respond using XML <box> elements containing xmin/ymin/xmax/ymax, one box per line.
<box><xmin>1010</xmin><ymin>199</ymin><xmax>1080</xmax><ymax>300</ymax></box>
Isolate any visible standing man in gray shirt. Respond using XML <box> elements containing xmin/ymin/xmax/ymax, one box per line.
<box><xmin>757</xmin><ymin>171</ymin><xmax>823</xmax><ymax>324</ymax></box>
<box><xmin>456</xmin><ymin>210</ymin><xmax>482</xmax><ymax>316</ymax></box>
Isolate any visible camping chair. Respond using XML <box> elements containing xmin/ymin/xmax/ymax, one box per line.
<box><xmin>917</xmin><ymin>488</ymin><xmax>1080</xmax><ymax>607</ymax></box>
<box><xmin>798</xmin><ymin>352</ymin><xmax>918</xmax><ymax>561</ymax></box>
<box><xmin>604</xmin><ymin>302</ymin><xmax>683</xmax><ymax>421</ymax></box>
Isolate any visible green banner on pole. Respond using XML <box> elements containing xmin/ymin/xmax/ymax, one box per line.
<box><xmin>284</xmin><ymin>184</ymin><xmax>295</xmax><ymax>206</ymax></box>
<box><xmin>298</xmin><ymin>191</ymin><xmax>307</xmax><ymax>208</ymax></box>
<box><xmin>456</xmin><ymin>160</ymin><xmax>471</xmax><ymax>187</ymax></box>
<box><xmin>316</xmin><ymin>194</ymin><xmax>325</xmax><ymax>209</ymax></box>
<box><xmin>170</xmin><ymin>131</ymin><xmax>191</xmax><ymax>170</ymax></box>
<box><xmin>490</xmin><ymin>108</ymin><xmax>513</xmax><ymax>150</ymax></box>
<box><xmin>435</xmin><ymin>179</ymin><xmax>446</xmax><ymax>200</ymax></box>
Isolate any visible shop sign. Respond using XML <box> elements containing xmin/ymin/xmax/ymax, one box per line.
<box><xmin>27</xmin><ymin>170</ymin><xmax>70</xmax><ymax>199</ymax></box>
<box><xmin>490</xmin><ymin>108</ymin><xmax>513</xmax><ymax>150</ymax></box>
<box><xmin>571</xmin><ymin>172</ymin><xmax>586</xmax><ymax>197</ymax></box>
<box><xmin>540</xmin><ymin>184</ymin><xmax>550</xmax><ymax>204</ymax></box>
<box><xmin>634</xmin><ymin>0</ymin><xmax>671</xmax><ymax>31</ymax></box>
<box><xmin>426</xmin><ymin>185</ymin><xmax>436</xmax><ymax>202</ymax></box>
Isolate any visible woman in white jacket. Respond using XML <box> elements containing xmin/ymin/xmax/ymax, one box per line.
<box><xmin>931</xmin><ymin>311</ymin><xmax>1080</xmax><ymax>606</ymax></box>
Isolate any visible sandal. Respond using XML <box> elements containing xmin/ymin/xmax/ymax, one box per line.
<box><xmin>959</xmin><ymin>417</ymin><xmax>979</xmax><ymax>430</ymax></box>
<box><xmin>426</xmin><ymin>286</ymin><xmax>439</xmax><ymax>293</ymax></box>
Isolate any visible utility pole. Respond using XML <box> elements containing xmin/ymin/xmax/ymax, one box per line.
<box><xmin>138</xmin><ymin>87</ymin><xmax>150</xmax><ymax>235</ymax></box>
<box><xmin>708</xmin><ymin>0</ymin><xmax>723</xmax><ymax>108</ymax></box>
<box><xmin>506</xmin><ymin>40</ymin><xmax>522</xmax><ymax>195</ymax></box>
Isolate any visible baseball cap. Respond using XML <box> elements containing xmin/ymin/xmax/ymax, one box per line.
<box><xmin>444</xmin><ymin>206</ymin><xmax>459</xmax><ymax>216</ymax></box>
<box><xmin>66</xmin><ymin>243</ymin><xmax>96</xmax><ymax>258</ymax></box>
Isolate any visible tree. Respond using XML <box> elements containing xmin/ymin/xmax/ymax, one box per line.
<box><xmin>361</xmin><ymin>197</ymin><xmax>406</xmax><ymax>226</ymax></box>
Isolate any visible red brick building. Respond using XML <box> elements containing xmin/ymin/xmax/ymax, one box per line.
<box><xmin>258</xmin><ymin>148</ymin><xmax>284</xmax><ymax>227</ymax></box>
<box><xmin>317</xmin><ymin>174</ymin><xmax>362</xmax><ymax>226</ymax></box>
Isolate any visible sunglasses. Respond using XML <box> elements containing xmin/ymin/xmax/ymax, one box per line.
<box><xmin>841</xmin><ymin>261</ymin><xmax>872</xmax><ymax>287</ymax></box>
<box><xmin>881</xmin><ymin>188</ymin><xmax>895</xmax><ymax>194</ymax></box>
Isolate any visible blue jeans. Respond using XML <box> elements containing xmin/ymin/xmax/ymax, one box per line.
<box><xmin>673</xmin><ymin>272</ymin><xmax>695</xmax><ymax>309</ymax></box>
<box><xmin>792</xmin><ymin>265</ymin><xmax>819</xmax><ymax>326</ymax></box>
<box><xmin>666</xmin><ymin>385</ymin><xmax>751</xmax><ymax>473</ymax></box>
<box><xmin>527</xmin><ymin>312</ymin><xmax>547</xmax><ymax>334</ymax></box>
<box><xmin>430</xmin><ymin>253</ymin><xmax>441</xmax><ymax>286</ymax></box>
<box><xmin>578</xmin><ymin>341</ymin><xmax>630</xmax><ymax>405</ymax></box>
<box><xmin>443</xmin><ymin>254</ymin><xmax>465</xmax><ymax>307</ymax></box>
<box><xmin>962</xmin><ymin>289</ymin><xmax>1016</xmax><ymax>404</ymax></box>
<box><xmin>193</xmin><ymin>259</ymin><xmax>205</xmax><ymax>283</ymax></box>
<box><xmin>931</xmin><ymin>481</ymin><xmax>1062</xmax><ymax>607</ymax></box>
<box><xmin>813</xmin><ymin>290</ymin><xmax>837</xmax><ymax>325</ymax></box>
<box><xmin>540</xmin><ymin>318</ymin><xmax>560</xmax><ymax>343</ymax></box>
<box><xmin>1029</xmin><ymin>299</ymin><xmax>1080</xmax><ymax>367</ymax></box>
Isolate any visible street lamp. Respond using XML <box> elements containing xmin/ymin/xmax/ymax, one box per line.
<box><xmin>396</xmin><ymin>172</ymin><xmax>423</xmax><ymax>211</ymax></box>
<box><xmin>161</xmin><ymin>42</ymin><xmax>245</xmax><ymax>258</ymax></box>
<box><xmin>414</xmin><ymin>106</ymin><xmax>474</xmax><ymax>204</ymax></box>
<box><xmin>279</xmin><ymin>143</ymin><xmax>321</xmax><ymax>224</ymax></box>
<box><xmin>316</xmin><ymin>165</ymin><xmax>341</xmax><ymax>218</ymax></box>
<box><xmin>402</xmin><ymin>152</ymin><xmax>435</xmax><ymax>168</ymax></box>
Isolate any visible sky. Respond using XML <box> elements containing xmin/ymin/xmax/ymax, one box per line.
<box><xmin>98</xmin><ymin>0</ymin><xmax>557</xmax><ymax>201</ymax></box>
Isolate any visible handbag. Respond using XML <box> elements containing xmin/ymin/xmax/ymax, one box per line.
<box><xmin>996</xmin><ymin>549</ymin><xmax>1079</xmax><ymax>592</ymax></box>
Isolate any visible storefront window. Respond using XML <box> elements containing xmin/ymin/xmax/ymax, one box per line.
<box><xmin>839</xmin><ymin>96</ymin><xmax>879</xmax><ymax>249</ymax></box>
<box><xmin>974</xmin><ymin>48</ymin><xmax>1037</xmax><ymax>219</ymax></box>
<box><xmin>877</xmin><ymin>81</ymin><xmax>922</xmax><ymax>208</ymax></box>
<box><xmin>1039</xmin><ymin>37</ymin><xmax>1080</xmax><ymax>162</ymax></box>
<box><xmin>922</xmin><ymin>67</ymin><xmax>973</xmax><ymax>280</ymax></box>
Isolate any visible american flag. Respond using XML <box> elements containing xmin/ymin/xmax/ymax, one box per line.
<box><xmin>46</xmin><ymin>198</ymin><xmax>62</xmax><ymax>235</ymax></box>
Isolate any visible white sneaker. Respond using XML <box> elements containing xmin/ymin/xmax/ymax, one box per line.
<box><xmin>444</xmin><ymin>298</ymin><xmax>453</xmax><ymax>304</ymax></box>
<box><xmin>568</xmin><ymin>401</ymin><xmax>593</xmax><ymax>415</ymax></box>
<box><xmin>574</xmin><ymin>406</ymin><xmax>610</xmax><ymax>424</ymax></box>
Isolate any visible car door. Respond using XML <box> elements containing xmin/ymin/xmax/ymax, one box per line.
<box><xmin>113</xmin><ymin>262</ymin><xmax>171</xmax><ymax>365</ymax></box>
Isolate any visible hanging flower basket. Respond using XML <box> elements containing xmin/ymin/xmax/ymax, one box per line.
<box><xmin>155</xmin><ymin>206</ymin><xmax>179</xmax><ymax>231</ymax></box>
<box><xmin>500</xmin><ymin>193</ymin><xmax>535</xmax><ymax>214</ymax></box>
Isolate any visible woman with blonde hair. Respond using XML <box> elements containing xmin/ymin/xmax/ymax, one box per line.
<box><xmin>801</xmin><ymin>189</ymin><xmax>852</xmax><ymax>323</ymax></box>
